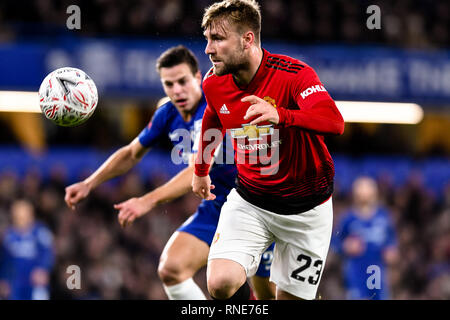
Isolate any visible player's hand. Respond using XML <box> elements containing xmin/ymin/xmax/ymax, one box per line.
<box><xmin>30</xmin><ymin>268</ymin><xmax>50</xmax><ymax>286</ymax></box>
<box><xmin>114</xmin><ymin>196</ymin><xmax>154</xmax><ymax>228</ymax></box>
<box><xmin>0</xmin><ymin>280</ymin><xmax>10</xmax><ymax>299</ymax></box>
<box><xmin>64</xmin><ymin>181</ymin><xmax>91</xmax><ymax>210</ymax></box>
<box><xmin>192</xmin><ymin>174</ymin><xmax>216</xmax><ymax>200</ymax></box>
<box><xmin>242</xmin><ymin>95</ymin><xmax>279</xmax><ymax>125</ymax></box>
<box><xmin>343</xmin><ymin>236</ymin><xmax>366</xmax><ymax>257</ymax></box>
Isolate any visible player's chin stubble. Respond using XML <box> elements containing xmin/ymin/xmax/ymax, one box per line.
<box><xmin>214</xmin><ymin>56</ymin><xmax>249</xmax><ymax>77</ymax></box>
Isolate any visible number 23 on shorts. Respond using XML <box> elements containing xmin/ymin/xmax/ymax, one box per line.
<box><xmin>290</xmin><ymin>253</ymin><xmax>323</xmax><ymax>285</ymax></box>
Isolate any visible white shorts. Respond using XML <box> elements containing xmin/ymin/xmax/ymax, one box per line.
<box><xmin>208</xmin><ymin>189</ymin><xmax>333</xmax><ymax>300</ymax></box>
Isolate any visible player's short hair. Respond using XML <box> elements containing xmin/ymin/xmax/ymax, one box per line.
<box><xmin>202</xmin><ymin>0</ymin><xmax>261</xmax><ymax>45</ymax></box>
<box><xmin>156</xmin><ymin>45</ymin><xmax>199</xmax><ymax>75</ymax></box>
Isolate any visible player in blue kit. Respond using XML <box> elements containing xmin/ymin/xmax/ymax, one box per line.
<box><xmin>65</xmin><ymin>45</ymin><xmax>275</xmax><ymax>300</ymax></box>
<box><xmin>0</xmin><ymin>199</ymin><xmax>54</xmax><ymax>300</ymax></box>
<box><xmin>332</xmin><ymin>176</ymin><xmax>399</xmax><ymax>299</ymax></box>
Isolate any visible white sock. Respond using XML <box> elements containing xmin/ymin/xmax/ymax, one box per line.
<box><xmin>163</xmin><ymin>278</ymin><xmax>207</xmax><ymax>300</ymax></box>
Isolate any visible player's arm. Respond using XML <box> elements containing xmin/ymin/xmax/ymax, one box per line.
<box><xmin>244</xmin><ymin>66</ymin><xmax>344</xmax><ymax>135</ymax></box>
<box><xmin>116</xmin><ymin>130</ymin><xmax>220</xmax><ymax>228</ymax></box>
<box><xmin>144</xmin><ymin>153</ymin><xmax>197</xmax><ymax>204</ymax></box>
<box><xmin>281</xmin><ymin>66</ymin><xmax>344</xmax><ymax>135</ymax></box>
<box><xmin>64</xmin><ymin>137</ymin><xmax>149</xmax><ymax>210</ymax></box>
<box><xmin>115</xmin><ymin>154</ymin><xmax>198</xmax><ymax>228</ymax></box>
<box><xmin>137</xmin><ymin>140</ymin><xmax>219</xmax><ymax>206</ymax></box>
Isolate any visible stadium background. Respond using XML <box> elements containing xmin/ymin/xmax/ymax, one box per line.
<box><xmin>0</xmin><ymin>0</ymin><xmax>449</xmax><ymax>299</ymax></box>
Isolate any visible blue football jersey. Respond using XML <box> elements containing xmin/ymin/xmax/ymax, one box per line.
<box><xmin>138</xmin><ymin>94</ymin><xmax>237</xmax><ymax>202</ymax></box>
<box><xmin>0</xmin><ymin>222</ymin><xmax>54</xmax><ymax>300</ymax></box>
<box><xmin>138</xmin><ymin>95</ymin><xmax>273</xmax><ymax>275</ymax></box>
<box><xmin>332</xmin><ymin>206</ymin><xmax>397</xmax><ymax>299</ymax></box>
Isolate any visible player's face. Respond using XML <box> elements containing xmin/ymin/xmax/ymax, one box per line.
<box><xmin>352</xmin><ymin>177</ymin><xmax>378</xmax><ymax>207</ymax></box>
<box><xmin>11</xmin><ymin>200</ymin><xmax>34</xmax><ymax>230</ymax></box>
<box><xmin>204</xmin><ymin>20</ymin><xmax>249</xmax><ymax>76</ymax></box>
<box><xmin>160</xmin><ymin>63</ymin><xmax>202</xmax><ymax>114</ymax></box>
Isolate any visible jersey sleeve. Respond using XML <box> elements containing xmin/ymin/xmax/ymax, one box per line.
<box><xmin>138</xmin><ymin>107</ymin><xmax>168</xmax><ymax>148</ymax></box>
<box><xmin>277</xmin><ymin>66</ymin><xmax>344</xmax><ymax>135</ymax></box>
<box><xmin>194</xmin><ymin>91</ymin><xmax>224</xmax><ymax>177</ymax></box>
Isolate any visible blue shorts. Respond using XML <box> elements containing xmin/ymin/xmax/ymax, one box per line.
<box><xmin>177</xmin><ymin>198</ymin><xmax>222</xmax><ymax>246</ymax></box>
<box><xmin>255</xmin><ymin>242</ymin><xmax>275</xmax><ymax>278</ymax></box>
<box><xmin>177</xmin><ymin>198</ymin><xmax>274</xmax><ymax>278</ymax></box>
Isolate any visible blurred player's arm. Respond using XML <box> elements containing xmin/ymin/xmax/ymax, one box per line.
<box><xmin>281</xmin><ymin>66</ymin><xmax>344</xmax><ymax>135</ymax></box>
<box><xmin>115</xmin><ymin>154</ymin><xmax>198</xmax><ymax>228</ymax></box>
<box><xmin>64</xmin><ymin>137</ymin><xmax>149</xmax><ymax>210</ymax></box>
<box><xmin>145</xmin><ymin>153</ymin><xmax>197</xmax><ymax>203</ymax></box>
<box><xmin>116</xmin><ymin>136</ymin><xmax>223</xmax><ymax>228</ymax></box>
<box><xmin>85</xmin><ymin>137</ymin><xmax>148</xmax><ymax>189</ymax></box>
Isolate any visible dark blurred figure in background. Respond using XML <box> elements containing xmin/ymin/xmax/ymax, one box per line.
<box><xmin>332</xmin><ymin>176</ymin><xmax>399</xmax><ymax>299</ymax></box>
<box><xmin>1</xmin><ymin>0</ymin><xmax>448</xmax><ymax>48</ymax></box>
<box><xmin>0</xmin><ymin>199</ymin><xmax>54</xmax><ymax>299</ymax></box>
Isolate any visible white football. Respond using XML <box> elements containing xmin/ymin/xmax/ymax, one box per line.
<box><xmin>39</xmin><ymin>67</ymin><xmax>98</xmax><ymax>127</ymax></box>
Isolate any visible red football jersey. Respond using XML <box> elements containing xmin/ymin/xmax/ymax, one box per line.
<box><xmin>195</xmin><ymin>49</ymin><xmax>344</xmax><ymax>214</ymax></box>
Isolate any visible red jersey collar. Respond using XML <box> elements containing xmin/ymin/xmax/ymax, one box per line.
<box><xmin>231</xmin><ymin>48</ymin><xmax>269</xmax><ymax>91</ymax></box>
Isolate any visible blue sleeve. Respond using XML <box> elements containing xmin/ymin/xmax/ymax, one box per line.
<box><xmin>138</xmin><ymin>107</ymin><xmax>168</xmax><ymax>148</ymax></box>
<box><xmin>35</xmin><ymin>227</ymin><xmax>54</xmax><ymax>271</ymax></box>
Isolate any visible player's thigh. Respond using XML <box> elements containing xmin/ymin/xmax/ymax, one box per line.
<box><xmin>270</xmin><ymin>197</ymin><xmax>334</xmax><ymax>300</ymax></box>
<box><xmin>159</xmin><ymin>231</ymin><xmax>209</xmax><ymax>276</ymax></box>
<box><xmin>208</xmin><ymin>189</ymin><xmax>274</xmax><ymax>277</ymax></box>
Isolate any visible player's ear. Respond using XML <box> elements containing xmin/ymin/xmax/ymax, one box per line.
<box><xmin>195</xmin><ymin>71</ymin><xmax>202</xmax><ymax>85</ymax></box>
<box><xmin>242</xmin><ymin>31</ymin><xmax>255</xmax><ymax>49</ymax></box>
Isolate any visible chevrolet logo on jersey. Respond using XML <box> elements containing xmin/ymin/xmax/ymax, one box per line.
<box><xmin>230</xmin><ymin>124</ymin><xmax>274</xmax><ymax>141</ymax></box>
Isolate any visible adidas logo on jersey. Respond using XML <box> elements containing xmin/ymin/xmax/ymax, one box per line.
<box><xmin>220</xmin><ymin>104</ymin><xmax>230</xmax><ymax>114</ymax></box>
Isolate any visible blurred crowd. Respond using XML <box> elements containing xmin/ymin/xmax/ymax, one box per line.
<box><xmin>0</xmin><ymin>166</ymin><xmax>198</xmax><ymax>299</ymax></box>
<box><xmin>323</xmin><ymin>171</ymin><xmax>450</xmax><ymax>300</ymax></box>
<box><xmin>0</xmin><ymin>160</ymin><xmax>448</xmax><ymax>300</ymax></box>
<box><xmin>0</xmin><ymin>0</ymin><xmax>448</xmax><ymax>48</ymax></box>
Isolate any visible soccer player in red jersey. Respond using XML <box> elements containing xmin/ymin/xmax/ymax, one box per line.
<box><xmin>192</xmin><ymin>0</ymin><xmax>344</xmax><ymax>300</ymax></box>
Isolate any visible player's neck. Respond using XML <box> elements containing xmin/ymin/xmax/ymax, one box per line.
<box><xmin>179</xmin><ymin>92</ymin><xmax>202</xmax><ymax>122</ymax></box>
<box><xmin>181</xmin><ymin>110</ymin><xmax>194</xmax><ymax>122</ymax></box>
<box><xmin>232</xmin><ymin>47</ymin><xmax>263</xmax><ymax>87</ymax></box>
<box><xmin>355</xmin><ymin>203</ymin><xmax>377</xmax><ymax>219</ymax></box>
